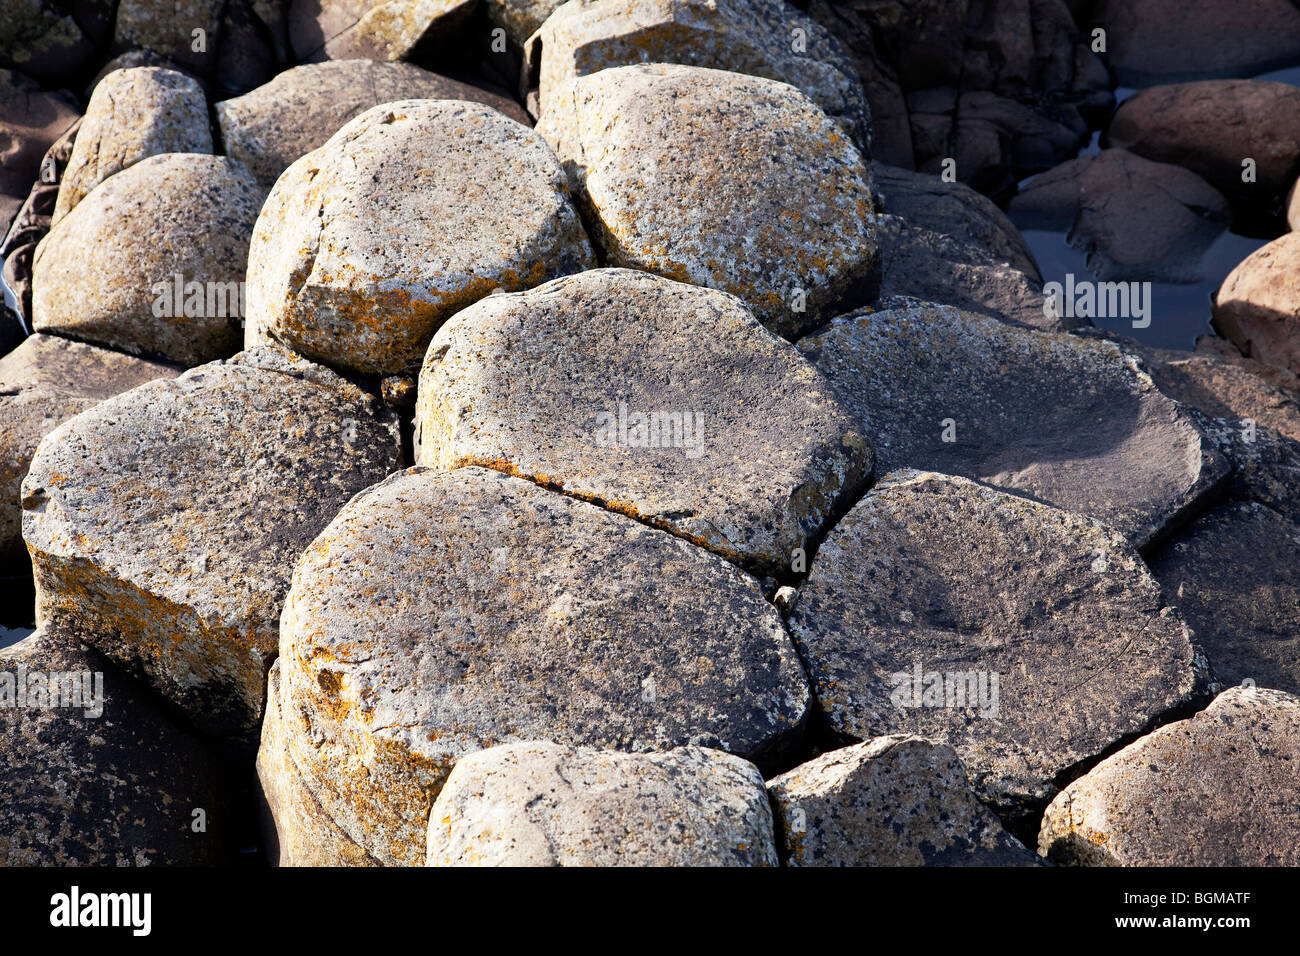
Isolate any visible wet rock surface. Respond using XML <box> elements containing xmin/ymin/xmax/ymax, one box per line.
<box><xmin>427</xmin><ymin>741</ymin><xmax>778</xmax><ymax>867</ymax></box>
<box><xmin>22</xmin><ymin>346</ymin><xmax>402</xmax><ymax>739</ymax></box>
<box><xmin>787</xmin><ymin>470</ymin><xmax>1208</xmax><ymax>815</ymax></box>
<box><xmin>267</xmin><ymin>466</ymin><xmax>810</xmax><ymax>865</ymax></box>
<box><xmin>415</xmin><ymin>268</ymin><xmax>872</xmax><ymax>578</ymax></box>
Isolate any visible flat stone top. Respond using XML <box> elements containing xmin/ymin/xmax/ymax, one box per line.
<box><xmin>798</xmin><ymin>299</ymin><xmax>1227</xmax><ymax>549</ymax></box>
<box><xmin>416</xmin><ymin>267</ymin><xmax>872</xmax><ymax>576</ymax></box>
<box><xmin>0</xmin><ymin>333</ymin><xmax>180</xmax><ymax>398</ymax></box>
<box><xmin>281</xmin><ymin>465</ymin><xmax>811</xmax><ymax>770</ymax></box>
<box><xmin>21</xmin><ymin>346</ymin><xmax>401</xmax><ymax>630</ymax></box>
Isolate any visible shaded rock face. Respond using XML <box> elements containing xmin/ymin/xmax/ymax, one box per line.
<box><xmin>537</xmin><ymin>63</ymin><xmax>879</xmax><ymax>339</ymax></box>
<box><xmin>787</xmin><ymin>470</ymin><xmax>1208</xmax><ymax>816</ymax></box>
<box><xmin>244</xmin><ymin>99</ymin><xmax>593</xmax><ymax>377</ymax></box>
<box><xmin>1213</xmin><ymin>232</ymin><xmax>1300</xmax><ymax>378</ymax></box>
<box><xmin>1009</xmin><ymin>149</ymin><xmax>1231</xmax><ymax>283</ymax></box>
<box><xmin>114</xmin><ymin>0</ymin><xmax>227</xmax><ymax>77</ymax></box>
<box><xmin>426</xmin><ymin>742</ymin><xmax>779</xmax><ymax>867</ymax></box>
<box><xmin>0</xmin><ymin>0</ymin><xmax>99</xmax><ymax>85</ymax></box>
<box><xmin>768</xmin><ymin>735</ymin><xmax>1039</xmax><ymax>866</ymax></box>
<box><xmin>1106</xmin><ymin>80</ymin><xmax>1300</xmax><ymax>208</ymax></box>
<box><xmin>215</xmin><ymin>59</ymin><xmax>530</xmax><ymax>190</ymax></box>
<box><xmin>22</xmin><ymin>346</ymin><xmax>402</xmax><ymax>739</ymax></box>
<box><xmin>1040</xmin><ymin>687</ymin><xmax>1300</xmax><ymax>866</ymax></box>
<box><xmin>32</xmin><ymin>153</ymin><xmax>266</xmax><ymax>367</ymax></box>
<box><xmin>0</xmin><ymin>334</ymin><xmax>180</xmax><ymax>571</ymax></box>
<box><xmin>415</xmin><ymin>268</ymin><xmax>873</xmax><ymax>579</ymax></box>
<box><xmin>267</xmin><ymin>466</ymin><xmax>811</xmax><ymax>866</ymax></box>
<box><xmin>288</xmin><ymin>0</ymin><xmax>477</xmax><ymax>62</ymax></box>
<box><xmin>0</xmin><ymin>627</ymin><xmax>232</xmax><ymax>866</ymax></box>
<box><xmin>527</xmin><ymin>0</ymin><xmax>871</xmax><ymax>152</ymax></box>
<box><xmin>0</xmin><ymin>69</ymin><xmax>80</xmax><ymax>236</ymax></box>
<box><xmin>486</xmin><ymin>0</ymin><xmax>563</xmax><ymax>45</ymax></box>
<box><xmin>1093</xmin><ymin>0</ymin><xmax>1300</xmax><ymax>87</ymax></box>
<box><xmin>798</xmin><ymin>301</ymin><xmax>1227</xmax><ymax>550</ymax></box>
<box><xmin>870</xmin><ymin>162</ymin><xmax>1040</xmax><ymax>279</ymax></box>
<box><xmin>1191</xmin><ymin>410</ymin><xmax>1300</xmax><ymax>518</ymax></box>
<box><xmin>798</xmin><ymin>0</ymin><xmax>1108</xmax><ymax>191</ymax></box>
<box><xmin>1150</xmin><ymin>502</ymin><xmax>1300</xmax><ymax>698</ymax></box>
<box><xmin>54</xmin><ymin>67</ymin><xmax>213</xmax><ymax>227</ymax></box>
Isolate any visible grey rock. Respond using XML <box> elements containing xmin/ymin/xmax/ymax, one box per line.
<box><xmin>787</xmin><ymin>470</ymin><xmax>1208</xmax><ymax>815</ymax></box>
<box><xmin>0</xmin><ymin>626</ymin><xmax>231</xmax><ymax>865</ymax></box>
<box><xmin>21</xmin><ymin>346</ymin><xmax>402</xmax><ymax>738</ymax></box>
<box><xmin>0</xmin><ymin>0</ymin><xmax>97</xmax><ymax>85</ymax></box>
<box><xmin>798</xmin><ymin>300</ymin><xmax>1227</xmax><ymax>549</ymax></box>
<box><xmin>287</xmin><ymin>0</ymin><xmax>477</xmax><ymax>62</ymax></box>
<box><xmin>33</xmin><ymin>153</ymin><xmax>266</xmax><ymax>367</ymax></box>
<box><xmin>415</xmin><ymin>268</ymin><xmax>873</xmax><ymax>579</ymax></box>
<box><xmin>1188</xmin><ymin>410</ymin><xmax>1300</xmax><ymax>518</ymax></box>
<box><xmin>537</xmin><ymin>63</ymin><xmax>879</xmax><ymax>339</ymax></box>
<box><xmin>215</xmin><ymin>59</ymin><xmax>530</xmax><ymax>190</ymax></box>
<box><xmin>768</xmin><ymin>735</ymin><xmax>1039</xmax><ymax>866</ymax></box>
<box><xmin>0</xmin><ymin>334</ymin><xmax>180</xmax><ymax>571</ymax></box>
<box><xmin>244</xmin><ymin>99</ymin><xmax>593</xmax><ymax>376</ymax></box>
<box><xmin>486</xmin><ymin>0</ymin><xmax>562</xmax><ymax>45</ymax></box>
<box><xmin>527</xmin><ymin>0</ymin><xmax>871</xmax><ymax>152</ymax></box>
<box><xmin>427</xmin><ymin>741</ymin><xmax>778</xmax><ymax>866</ymax></box>
<box><xmin>54</xmin><ymin>67</ymin><xmax>212</xmax><ymax>226</ymax></box>
<box><xmin>1039</xmin><ymin>687</ymin><xmax>1300</xmax><ymax>866</ymax></box>
<box><xmin>114</xmin><ymin>0</ymin><xmax>225</xmax><ymax>77</ymax></box>
<box><xmin>269</xmin><ymin>465</ymin><xmax>810</xmax><ymax>865</ymax></box>
<box><xmin>1150</xmin><ymin>502</ymin><xmax>1300</xmax><ymax>697</ymax></box>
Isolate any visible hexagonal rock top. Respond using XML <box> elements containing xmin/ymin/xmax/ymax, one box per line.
<box><xmin>1150</xmin><ymin>501</ymin><xmax>1300</xmax><ymax>697</ymax></box>
<box><xmin>33</xmin><ymin>153</ymin><xmax>266</xmax><ymax>367</ymax></box>
<box><xmin>244</xmin><ymin>99</ymin><xmax>594</xmax><ymax>377</ymax></box>
<box><xmin>426</xmin><ymin>742</ymin><xmax>778</xmax><ymax>866</ymax></box>
<box><xmin>767</xmin><ymin>736</ymin><xmax>1039</xmax><ymax>867</ymax></box>
<box><xmin>416</xmin><ymin>269</ymin><xmax>873</xmax><ymax>579</ymax></box>
<box><xmin>527</xmin><ymin>0</ymin><xmax>870</xmax><ymax>151</ymax></box>
<box><xmin>0</xmin><ymin>334</ymin><xmax>179</xmax><ymax>571</ymax></box>
<box><xmin>215</xmin><ymin>60</ymin><xmax>530</xmax><ymax>190</ymax></box>
<box><xmin>53</xmin><ymin>67</ymin><xmax>212</xmax><ymax>226</ymax></box>
<box><xmin>1039</xmin><ymin>687</ymin><xmax>1300</xmax><ymax>866</ymax></box>
<box><xmin>536</xmin><ymin>63</ymin><xmax>879</xmax><ymax>339</ymax></box>
<box><xmin>798</xmin><ymin>300</ymin><xmax>1228</xmax><ymax>550</ymax></box>
<box><xmin>268</xmin><ymin>466</ymin><xmax>810</xmax><ymax>866</ymax></box>
<box><xmin>21</xmin><ymin>346</ymin><xmax>402</xmax><ymax>739</ymax></box>
<box><xmin>1</xmin><ymin>627</ymin><xmax>232</xmax><ymax>865</ymax></box>
<box><xmin>787</xmin><ymin>471</ymin><xmax>1207</xmax><ymax>815</ymax></box>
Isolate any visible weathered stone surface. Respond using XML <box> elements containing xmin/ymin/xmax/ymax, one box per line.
<box><xmin>1106</xmin><ymin>81</ymin><xmax>1300</xmax><ymax>205</ymax></box>
<box><xmin>527</xmin><ymin>0</ymin><xmax>870</xmax><ymax>151</ymax></box>
<box><xmin>486</xmin><ymin>0</ymin><xmax>561</xmax><ymax>45</ymax></box>
<box><xmin>427</xmin><ymin>741</ymin><xmax>778</xmax><ymax>866</ymax></box>
<box><xmin>1</xmin><ymin>627</ymin><xmax>231</xmax><ymax>865</ymax></box>
<box><xmin>871</xmin><ymin>162</ymin><xmax>1040</xmax><ymax>279</ymax></box>
<box><xmin>768</xmin><ymin>735</ymin><xmax>1039</xmax><ymax>867</ymax></box>
<box><xmin>1009</xmin><ymin>149</ymin><xmax>1230</xmax><ymax>283</ymax></box>
<box><xmin>21</xmin><ymin>346</ymin><xmax>402</xmax><ymax>738</ymax></box>
<box><xmin>0</xmin><ymin>334</ymin><xmax>179</xmax><ymax>570</ymax></box>
<box><xmin>1040</xmin><ymin>687</ymin><xmax>1300</xmax><ymax>866</ymax></box>
<box><xmin>114</xmin><ymin>0</ymin><xmax>226</xmax><ymax>76</ymax></box>
<box><xmin>870</xmin><ymin>217</ymin><xmax>1068</xmax><ymax>333</ymax></box>
<box><xmin>1189</xmin><ymin>410</ymin><xmax>1300</xmax><ymax>518</ymax></box>
<box><xmin>1094</xmin><ymin>0</ymin><xmax>1300</xmax><ymax>87</ymax></box>
<box><xmin>416</xmin><ymin>268</ymin><xmax>872</xmax><ymax>578</ymax></box>
<box><xmin>0</xmin><ymin>69</ymin><xmax>79</xmax><ymax>234</ymax></box>
<box><xmin>0</xmin><ymin>0</ymin><xmax>97</xmax><ymax>85</ymax></box>
<box><xmin>1084</xmin><ymin>330</ymin><xmax>1300</xmax><ymax>443</ymax></box>
<box><xmin>788</xmin><ymin>470</ymin><xmax>1208</xmax><ymax>815</ymax></box>
<box><xmin>288</xmin><ymin>0</ymin><xmax>476</xmax><ymax>62</ymax></box>
<box><xmin>33</xmin><ymin>153</ymin><xmax>266</xmax><ymax>366</ymax></box>
<box><xmin>244</xmin><ymin>99</ymin><xmax>593</xmax><ymax>376</ymax></box>
<box><xmin>1213</xmin><ymin>232</ymin><xmax>1300</xmax><ymax>378</ymax></box>
<box><xmin>537</xmin><ymin>63</ymin><xmax>879</xmax><ymax>339</ymax></box>
<box><xmin>798</xmin><ymin>301</ymin><xmax>1227</xmax><ymax>549</ymax></box>
<box><xmin>270</xmin><ymin>466</ymin><xmax>810</xmax><ymax>865</ymax></box>
<box><xmin>215</xmin><ymin>59</ymin><xmax>530</xmax><ymax>189</ymax></box>
<box><xmin>54</xmin><ymin>67</ymin><xmax>213</xmax><ymax>226</ymax></box>
<box><xmin>1151</xmin><ymin>502</ymin><xmax>1300</xmax><ymax>697</ymax></box>
<box><xmin>256</xmin><ymin>659</ymin><xmax>379</xmax><ymax>866</ymax></box>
